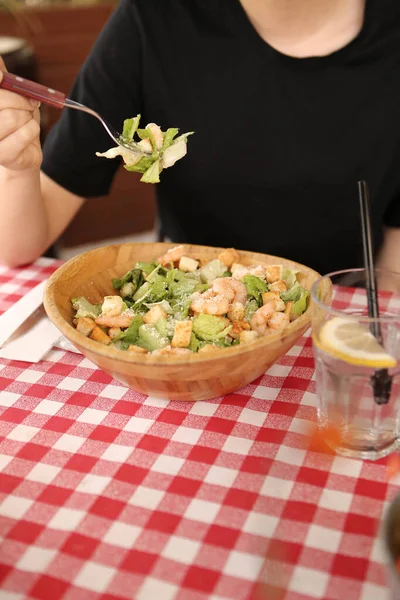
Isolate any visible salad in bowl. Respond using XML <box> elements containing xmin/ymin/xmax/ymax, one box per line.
<box><xmin>71</xmin><ymin>245</ymin><xmax>309</xmax><ymax>356</ymax></box>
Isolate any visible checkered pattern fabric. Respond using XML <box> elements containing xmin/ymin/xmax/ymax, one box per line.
<box><xmin>0</xmin><ymin>259</ymin><xmax>399</xmax><ymax>600</ymax></box>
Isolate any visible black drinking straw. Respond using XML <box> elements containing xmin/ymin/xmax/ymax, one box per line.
<box><xmin>358</xmin><ymin>180</ymin><xmax>392</xmax><ymax>405</ymax></box>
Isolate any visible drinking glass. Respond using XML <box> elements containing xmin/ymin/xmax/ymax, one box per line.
<box><xmin>311</xmin><ymin>268</ymin><xmax>400</xmax><ymax>460</ymax></box>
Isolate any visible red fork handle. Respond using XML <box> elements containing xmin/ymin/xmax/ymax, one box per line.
<box><xmin>0</xmin><ymin>71</ymin><xmax>66</xmax><ymax>109</ymax></box>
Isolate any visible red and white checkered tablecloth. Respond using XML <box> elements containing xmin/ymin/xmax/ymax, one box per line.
<box><xmin>0</xmin><ymin>258</ymin><xmax>399</xmax><ymax>600</ymax></box>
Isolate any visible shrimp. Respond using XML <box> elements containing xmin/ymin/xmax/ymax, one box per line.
<box><xmin>138</xmin><ymin>123</ymin><xmax>164</xmax><ymax>153</ymax></box>
<box><xmin>95</xmin><ymin>315</ymin><xmax>133</xmax><ymax>329</ymax></box>
<box><xmin>268</xmin><ymin>311</ymin><xmax>290</xmax><ymax>331</ymax></box>
<box><xmin>157</xmin><ymin>245</ymin><xmax>185</xmax><ymax>266</ymax></box>
<box><xmin>138</xmin><ymin>139</ymin><xmax>153</xmax><ymax>154</ymax></box>
<box><xmin>152</xmin><ymin>346</ymin><xmax>192</xmax><ymax>356</ymax></box>
<box><xmin>190</xmin><ymin>290</ymin><xmax>230</xmax><ymax>316</ymax></box>
<box><xmin>147</xmin><ymin>123</ymin><xmax>164</xmax><ymax>149</ymax></box>
<box><xmin>250</xmin><ymin>302</ymin><xmax>276</xmax><ymax>335</ymax></box>
<box><xmin>212</xmin><ymin>277</ymin><xmax>247</xmax><ymax>305</ymax></box>
<box><xmin>232</xmin><ymin>264</ymin><xmax>269</xmax><ymax>281</ymax></box>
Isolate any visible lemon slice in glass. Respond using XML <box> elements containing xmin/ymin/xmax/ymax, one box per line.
<box><xmin>315</xmin><ymin>316</ymin><xmax>397</xmax><ymax>368</ymax></box>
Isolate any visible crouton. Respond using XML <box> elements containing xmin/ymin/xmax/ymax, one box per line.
<box><xmin>218</xmin><ymin>248</ymin><xmax>240</xmax><ymax>268</ymax></box>
<box><xmin>285</xmin><ymin>301</ymin><xmax>293</xmax><ymax>318</ymax></box>
<box><xmin>229</xmin><ymin>320</ymin><xmax>251</xmax><ymax>339</ymax></box>
<box><xmin>231</xmin><ymin>262</ymin><xmax>245</xmax><ymax>274</ymax></box>
<box><xmin>171</xmin><ymin>320</ymin><xmax>193</xmax><ymax>348</ymax></box>
<box><xmin>75</xmin><ymin>317</ymin><xmax>95</xmax><ymax>337</ymax></box>
<box><xmin>143</xmin><ymin>305</ymin><xmax>168</xmax><ymax>326</ymax></box>
<box><xmin>269</xmin><ymin>280</ymin><xmax>288</xmax><ymax>293</ymax></box>
<box><xmin>274</xmin><ymin>299</ymin><xmax>286</xmax><ymax>312</ymax></box>
<box><xmin>284</xmin><ymin>301</ymin><xmax>298</xmax><ymax>321</ymax></box>
<box><xmin>266</xmin><ymin>265</ymin><xmax>283</xmax><ymax>283</ymax></box>
<box><xmin>262</xmin><ymin>291</ymin><xmax>280</xmax><ymax>305</ymax></box>
<box><xmin>179</xmin><ymin>256</ymin><xmax>199</xmax><ymax>272</ymax></box>
<box><xmin>239</xmin><ymin>330</ymin><xmax>259</xmax><ymax>344</ymax></box>
<box><xmin>227</xmin><ymin>302</ymin><xmax>245</xmax><ymax>322</ymax></box>
<box><xmin>128</xmin><ymin>345</ymin><xmax>148</xmax><ymax>354</ymax></box>
<box><xmin>229</xmin><ymin>322</ymin><xmax>242</xmax><ymax>339</ymax></box>
<box><xmin>101</xmin><ymin>295</ymin><xmax>124</xmax><ymax>317</ymax></box>
<box><xmin>90</xmin><ymin>326</ymin><xmax>111</xmax><ymax>345</ymax></box>
<box><xmin>108</xmin><ymin>327</ymin><xmax>122</xmax><ymax>340</ymax></box>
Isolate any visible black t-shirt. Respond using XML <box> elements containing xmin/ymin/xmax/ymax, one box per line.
<box><xmin>41</xmin><ymin>0</ymin><xmax>400</xmax><ymax>275</ymax></box>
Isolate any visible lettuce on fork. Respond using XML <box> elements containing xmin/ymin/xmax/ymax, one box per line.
<box><xmin>96</xmin><ymin>115</ymin><xmax>194</xmax><ymax>184</ymax></box>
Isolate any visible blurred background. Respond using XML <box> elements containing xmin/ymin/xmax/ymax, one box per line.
<box><xmin>0</xmin><ymin>0</ymin><xmax>157</xmax><ymax>259</ymax></box>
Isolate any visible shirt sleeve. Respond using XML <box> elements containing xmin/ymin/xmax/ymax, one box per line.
<box><xmin>383</xmin><ymin>195</ymin><xmax>400</xmax><ymax>228</ymax></box>
<box><xmin>41</xmin><ymin>0</ymin><xmax>143</xmax><ymax>198</ymax></box>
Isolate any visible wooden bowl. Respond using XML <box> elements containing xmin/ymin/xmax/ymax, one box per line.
<box><xmin>43</xmin><ymin>242</ymin><xmax>321</xmax><ymax>401</ymax></box>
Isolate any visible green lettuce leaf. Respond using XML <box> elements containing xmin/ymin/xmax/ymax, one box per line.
<box><xmin>169</xmin><ymin>276</ymin><xmax>198</xmax><ymax>298</ymax></box>
<box><xmin>170</xmin><ymin>296</ymin><xmax>192</xmax><ymax>320</ymax></box>
<box><xmin>161</xmin><ymin>128</ymin><xmax>179</xmax><ymax>150</ymax></box>
<box><xmin>146</xmin><ymin>265</ymin><xmax>164</xmax><ymax>283</ymax></box>
<box><xmin>122</xmin><ymin>115</ymin><xmax>141</xmax><ymax>141</ymax></box>
<box><xmin>213</xmin><ymin>337</ymin><xmax>234</xmax><ymax>348</ymax></box>
<box><xmin>148</xmin><ymin>279</ymin><xmax>168</xmax><ymax>303</ymax></box>
<box><xmin>155</xmin><ymin>317</ymin><xmax>175</xmax><ymax>338</ymax></box>
<box><xmin>243</xmin><ymin>274</ymin><xmax>267</xmax><ymax>306</ymax></box>
<box><xmin>136</xmin><ymin>324</ymin><xmax>169</xmax><ymax>352</ymax></box>
<box><xmin>244</xmin><ymin>298</ymin><xmax>258</xmax><ymax>321</ymax></box>
<box><xmin>141</xmin><ymin>159</ymin><xmax>161</xmax><ymax>184</ymax></box>
<box><xmin>194</xmin><ymin>283</ymin><xmax>210</xmax><ymax>294</ymax></box>
<box><xmin>112</xmin><ymin>268</ymin><xmax>142</xmax><ymax>293</ymax></box>
<box><xmin>134</xmin><ymin>278</ymin><xmax>168</xmax><ymax>308</ymax></box>
<box><xmin>282</xmin><ymin>268</ymin><xmax>299</xmax><ymax>290</ymax></box>
<box><xmin>172</xmin><ymin>132</ymin><xmax>195</xmax><ymax>145</ymax></box>
<box><xmin>113</xmin><ymin>340</ymin><xmax>130</xmax><ymax>351</ymax></box>
<box><xmin>280</xmin><ymin>281</ymin><xmax>302</xmax><ymax>302</ymax></box>
<box><xmin>200</xmin><ymin>259</ymin><xmax>226</xmax><ymax>284</ymax></box>
<box><xmin>133</xmin><ymin>281</ymin><xmax>152</xmax><ymax>302</ymax></box>
<box><xmin>71</xmin><ymin>297</ymin><xmax>101</xmax><ymax>319</ymax></box>
<box><xmin>124</xmin><ymin>156</ymin><xmax>154</xmax><ymax>174</ymax></box>
<box><xmin>292</xmin><ymin>289</ymin><xmax>309</xmax><ymax>317</ymax></box>
<box><xmin>114</xmin><ymin>315</ymin><xmax>143</xmax><ymax>345</ymax></box>
<box><xmin>136</xmin><ymin>262</ymin><xmax>158</xmax><ymax>276</ymax></box>
<box><xmin>189</xmin><ymin>333</ymin><xmax>206</xmax><ymax>353</ymax></box>
<box><xmin>280</xmin><ymin>282</ymin><xmax>309</xmax><ymax>316</ymax></box>
<box><xmin>192</xmin><ymin>313</ymin><xmax>232</xmax><ymax>342</ymax></box>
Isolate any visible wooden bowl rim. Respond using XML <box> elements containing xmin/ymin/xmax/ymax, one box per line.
<box><xmin>43</xmin><ymin>242</ymin><xmax>321</xmax><ymax>365</ymax></box>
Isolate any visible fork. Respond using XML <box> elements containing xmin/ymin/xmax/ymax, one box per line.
<box><xmin>0</xmin><ymin>71</ymin><xmax>150</xmax><ymax>157</ymax></box>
